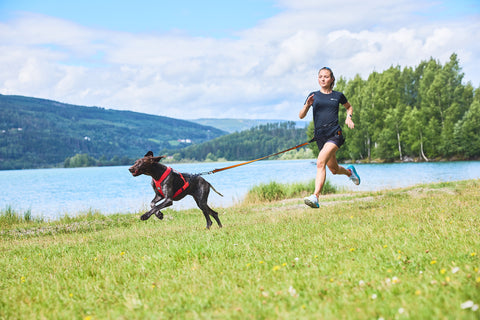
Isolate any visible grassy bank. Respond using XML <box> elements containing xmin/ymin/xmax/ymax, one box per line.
<box><xmin>1</xmin><ymin>180</ymin><xmax>479</xmax><ymax>319</ymax></box>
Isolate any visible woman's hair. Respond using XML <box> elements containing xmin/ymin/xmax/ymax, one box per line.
<box><xmin>318</xmin><ymin>67</ymin><xmax>335</xmax><ymax>90</ymax></box>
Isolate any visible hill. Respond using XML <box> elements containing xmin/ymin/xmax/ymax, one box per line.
<box><xmin>0</xmin><ymin>94</ymin><xmax>226</xmax><ymax>170</ymax></box>
<box><xmin>192</xmin><ymin>118</ymin><xmax>309</xmax><ymax>133</ymax></box>
<box><xmin>165</xmin><ymin>121</ymin><xmax>309</xmax><ymax>162</ymax></box>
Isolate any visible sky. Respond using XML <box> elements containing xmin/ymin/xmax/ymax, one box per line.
<box><xmin>0</xmin><ymin>0</ymin><xmax>479</xmax><ymax>121</ymax></box>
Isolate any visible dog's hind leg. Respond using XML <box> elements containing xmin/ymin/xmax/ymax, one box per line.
<box><xmin>195</xmin><ymin>199</ymin><xmax>222</xmax><ymax>229</ymax></box>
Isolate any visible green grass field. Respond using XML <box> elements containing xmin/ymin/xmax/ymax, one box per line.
<box><xmin>1</xmin><ymin>179</ymin><xmax>479</xmax><ymax>319</ymax></box>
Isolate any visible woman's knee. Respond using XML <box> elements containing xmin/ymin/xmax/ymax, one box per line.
<box><xmin>316</xmin><ymin>159</ymin><xmax>327</xmax><ymax>168</ymax></box>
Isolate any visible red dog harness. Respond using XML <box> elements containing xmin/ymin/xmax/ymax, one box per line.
<box><xmin>154</xmin><ymin>167</ymin><xmax>190</xmax><ymax>199</ymax></box>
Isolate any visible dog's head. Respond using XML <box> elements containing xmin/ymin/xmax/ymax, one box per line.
<box><xmin>129</xmin><ymin>151</ymin><xmax>166</xmax><ymax>177</ymax></box>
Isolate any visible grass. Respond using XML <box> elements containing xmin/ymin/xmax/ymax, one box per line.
<box><xmin>243</xmin><ymin>179</ymin><xmax>337</xmax><ymax>204</ymax></box>
<box><xmin>1</xmin><ymin>179</ymin><xmax>479</xmax><ymax>319</ymax></box>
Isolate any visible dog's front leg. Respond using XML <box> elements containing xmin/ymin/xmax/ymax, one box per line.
<box><xmin>153</xmin><ymin>199</ymin><xmax>173</xmax><ymax>220</ymax></box>
<box><xmin>142</xmin><ymin>198</ymin><xmax>173</xmax><ymax>221</ymax></box>
<box><xmin>150</xmin><ymin>194</ymin><xmax>163</xmax><ymax>209</ymax></box>
<box><xmin>141</xmin><ymin>194</ymin><xmax>164</xmax><ymax>220</ymax></box>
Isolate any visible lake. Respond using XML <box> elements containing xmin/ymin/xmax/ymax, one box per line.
<box><xmin>1</xmin><ymin>160</ymin><xmax>479</xmax><ymax>220</ymax></box>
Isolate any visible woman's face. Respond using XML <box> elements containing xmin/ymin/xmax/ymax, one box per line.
<box><xmin>318</xmin><ymin>69</ymin><xmax>333</xmax><ymax>89</ymax></box>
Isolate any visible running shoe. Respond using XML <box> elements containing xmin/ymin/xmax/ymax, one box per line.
<box><xmin>347</xmin><ymin>165</ymin><xmax>361</xmax><ymax>185</ymax></box>
<box><xmin>304</xmin><ymin>194</ymin><xmax>319</xmax><ymax>208</ymax></box>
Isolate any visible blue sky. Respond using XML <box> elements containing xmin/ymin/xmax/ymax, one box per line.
<box><xmin>0</xmin><ymin>0</ymin><xmax>479</xmax><ymax>120</ymax></box>
<box><xmin>0</xmin><ymin>0</ymin><xmax>281</xmax><ymax>36</ymax></box>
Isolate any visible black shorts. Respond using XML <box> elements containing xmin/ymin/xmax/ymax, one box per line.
<box><xmin>314</xmin><ymin>125</ymin><xmax>345</xmax><ymax>150</ymax></box>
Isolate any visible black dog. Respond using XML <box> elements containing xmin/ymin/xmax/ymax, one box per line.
<box><xmin>129</xmin><ymin>151</ymin><xmax>223</xmax><ymax>229</ymax></box>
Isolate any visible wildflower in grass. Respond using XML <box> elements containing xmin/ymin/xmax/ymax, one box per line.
<box><xmin>272</xmin><ymin>265</ymin><xmax>281</xmax><ymax>271</ymax></box>
<box><xmin>20</xmin><ymin>276</ymin><xmax>25</xmax><ymax>283</ymax></box>
<box><xmin>415</xmin><ymin>290</ymin><xmax>421</xmax><ymax>295</ymax></box>
<box><xmin>69</xmin><ymin>293</ymin><xmax>73</xmax><ymax>297</ymax></box>
<box><xmin>476</xmin><ymin>277</ymin><xmax>480</xmax><ymax>283</ymax></box>
<box><xmin>398</xmin><ymin>308</ymin><xmax>405</xmax><ymax>314</ymax></box>
<box><xmin>461</xmin><ymin>300</ymin><xmax>475</xmax><ymax>309</ymax></box>
<box><xmin>294</xmin><ymin>257</ymin><xmax>299</xmax><ymax>262</ymax></box>
<box><xmin>445</xmin><ymin>276</ymin><xmax>451</xmax><ymax>282</ymax></box>
<box><xmin>83</xmin><ymin>317</ymin><xmax>92</xmax><ymax>320</ymax></box>
<box><xmin>288</xmin><ymin>286</ymin><xmax>298</xmax><ymax>298</ymax></box>
<box><xmin>383</xmin><ymin>245</ymin><xmax>388</xmax><ymax>248</ymax></box>
<box><xmin>359</xmin><ymin>280</ymin><xmax>365</xmax><ymax>287</ymax></box>
<box><xmin>259</xmin><ymin>261</ymin><xmax>264</xmax><ymax>264</ymax></box>
<box><xmin>371</xmin><ymin>294</ymin><xmax>377</xmax><ymax>300</ymax></box>
<box><xmin>349</xmin><ymin>248</ymin><xmax>356</xmax><ymax>252</ymax></box>
<box><xmin>282</xmin><ymin>263</ymin><xmax>287</xmax><ymax>267</ymax></box>
<box><xmin>246</xmin><ymin>263</ymin><xmax>251</xmax><ymax>267</ymax></box>
<box><xmin>440</xmin><ymin>269</ymin><xmax>446</xmax><ymax>274</ymax></box>
<box><xmin>430</xmin><ymin>260</ymin><xmax>437</xmax><ymax>265</ymax></box>
<box><xmin>120</xmin><ymin>252</ymin><xmax>125</xmax><ymax>256</ymax></box>
<box><xmin>471</xmin><ymin>252</ymin><xmax>477</xmax><ymax>257</ymax></box>
<box><xmin>452</xmin><ymin>267</ymin><xmax>460</xmax><ymax>274</ymax></box>
<box><xmin>392</xmin><ymin>276</ymin><xmax>400</xmax><ymax>284</ymax></box>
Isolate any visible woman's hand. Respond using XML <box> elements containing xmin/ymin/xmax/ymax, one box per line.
<box><xmin>299</xmin><ymin>94</ymin><xmax>315</xmax><ymax>119</ymax></box>
<box><xmin>345</xmin><ymin>115</ymin><xmax>355</xmax><ymax>129</ymax></box>
<box><xmin>305</xmin><ymin>94</ymin><xmax>314</xmax><ymax>107</ymax></box>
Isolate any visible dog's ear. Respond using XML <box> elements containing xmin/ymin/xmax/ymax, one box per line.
<box><xmin>152</xmin><ymin>155</ymin><xmax>166</xmax><ymax>163</ymax></box>
<box><xmin>144</xmin><ymin>151</ymin><xmax>154</xmax><ymax>157</ymax></box>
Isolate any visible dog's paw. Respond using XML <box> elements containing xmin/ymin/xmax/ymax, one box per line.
<box><xmin>155</xmin><ymin>212</ymin><xmax>164</xmax><ymax>220</ymax></box>
<box><xmin>140</xmin><ymin>213</ymin><xmax>150</xmax><ymax>220</ymax></box>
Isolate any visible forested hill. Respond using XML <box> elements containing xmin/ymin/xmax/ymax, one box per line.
<box><xmin>0</xmin><ymin>94</ymin><xmax>226</xmax><ymax>170</ymax></box>
<box><xmin>165</xmin><ymin>122</ymin><xmax>308</xmax><ymax>162</ymax></box>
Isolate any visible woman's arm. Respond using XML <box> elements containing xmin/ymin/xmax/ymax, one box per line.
<box><xmin>344</xmin><ymin>102</ymin><xmax>354</xmax><ymax>129</ymax></box>
<box><xmin>299</xmin><ymin>94</ymin><xmax>314</xmax><ymax>119</ymax></box>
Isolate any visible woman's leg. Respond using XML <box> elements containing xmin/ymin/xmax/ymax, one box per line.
<box><xmin>325</xmin><ymin>152</ymin><xmax>351</xmax><ymax>176</ymax></box>
<box><xmin>313</xmin><ymin>142</ymin><xmax>340</xmax><ymax>198</ymax></box>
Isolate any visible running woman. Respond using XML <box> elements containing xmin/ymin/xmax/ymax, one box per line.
<box><xmin>299</xmin><ymin>67</ymin><xmax>360</xmax><ymax>208</ymax></box>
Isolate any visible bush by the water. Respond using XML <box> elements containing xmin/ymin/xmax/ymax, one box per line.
<box><xmin>243</xmin><ymin>179</ymin><xmax>337</xmax><ymax>203</ymax></box>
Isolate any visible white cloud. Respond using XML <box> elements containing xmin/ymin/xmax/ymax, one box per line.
<box><xmin>0</xmin><ymin>1</ymin><xmax>479</xmax><ymax>120</ymax></box>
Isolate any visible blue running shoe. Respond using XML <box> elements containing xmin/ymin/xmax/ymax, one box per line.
<box><xmin>347</xmin><ymin>165</ymin><xmax>360</xmax><ymax>185</ymax></box>
<box><xmin>304</xmin><ymin>194</ymin><xmax>319</xmax><ymax>208</ymax></box>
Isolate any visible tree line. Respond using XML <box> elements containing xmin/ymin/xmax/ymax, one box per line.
<box><xmin>306</xmin><ymin>53</ymin><xmax>479</xmax><ymax>162</ymax></box>
<box><xmin>165</xmin><ymin>122</ymin><xmax>308</xmax><ymax>162</ymax></box>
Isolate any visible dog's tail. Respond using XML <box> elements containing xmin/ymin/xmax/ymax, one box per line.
<box><xmin>209</xmin><ymin>183</ymin><xmax>223</xmax><ymax>197</ymax></box>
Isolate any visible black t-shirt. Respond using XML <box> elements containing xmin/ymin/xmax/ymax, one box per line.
<box><xmin>306</xmin><ymin>90</ymin><xmax>348</xmax><ymax>128</ymax></box>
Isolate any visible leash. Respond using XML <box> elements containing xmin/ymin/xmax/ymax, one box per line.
<box><xmin>197</xmin><ymin>138</ymin><xmax>315</xmax><ymax>175</ymax></box>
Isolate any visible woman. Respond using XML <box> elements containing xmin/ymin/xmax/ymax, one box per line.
<box><xmin>299</xmin><ymin>67</ymin><xmax>360</xmax><ymax>208</ymax></box>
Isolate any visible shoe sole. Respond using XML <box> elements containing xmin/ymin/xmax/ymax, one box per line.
<box><xmin>304</xmin><ymin>198</ymin><xmax>319</xmax><ymax>208</ymax></box>
<box><xmin>348</xmin><ymin>166</ymin><xmax>361</xmax><ymax>185</ymax></box>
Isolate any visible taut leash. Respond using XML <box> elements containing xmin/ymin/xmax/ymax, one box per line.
<box><xmin>197</xmin><ymin>138</ymin><xmax>315</xmax><ymax>176</ymax></box>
